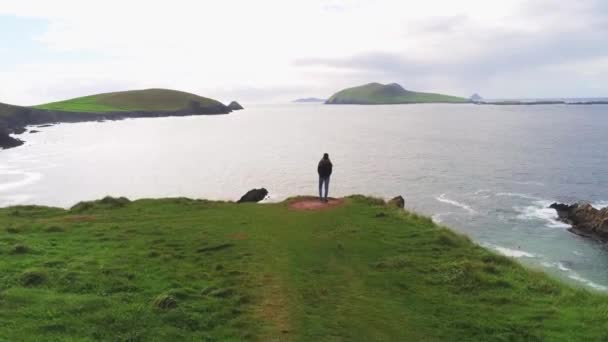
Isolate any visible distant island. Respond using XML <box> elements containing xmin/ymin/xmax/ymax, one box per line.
<box><xmin>470</xmin><ymin>93</ymin><xmax>608</xmax><ymax>106</ymax></box>
<box><xmin>293</xmin><ymin>97</ymin><xmax>326</xmax><ymax>103</ymax></box>
<box><xmin>325</xmin><ymin>82</ymin><xmax>468</xmax><ymax>105</ymax></box>
<box><xmin>0</xmin><ymin>88</ymin><xmax>236</xmax><ymax>150</ymax></box>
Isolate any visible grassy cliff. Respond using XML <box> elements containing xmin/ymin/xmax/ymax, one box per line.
<box><xmin>33</xmin><ymin>88</ymin><xmax>225</xmax><ymax>113</ymax></box>
<box><xmin>0</xmin><ymin>196</ymin><xmax>606</xmax><ymax>340</ymax></box>
<box><xmin>326</xmin><ymin>83</ymin><xmax>468</xmax><ymax>104</ymax></box>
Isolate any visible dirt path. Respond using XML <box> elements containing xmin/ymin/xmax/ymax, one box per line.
<box><xmin>288</xmin><ymin>197</ymin><xmax>345</xmax><ymax>211</ymax></box>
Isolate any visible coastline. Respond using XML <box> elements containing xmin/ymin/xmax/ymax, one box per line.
<box><xmin>0</xmin><ymin>103</ymin><xmax>232</xmax><ymax>150</ymax></box>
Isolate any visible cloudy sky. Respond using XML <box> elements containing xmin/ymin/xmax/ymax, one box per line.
<box><xmin>0</xmin><ymin>0</ymin><xmax>607</xmax><ymax>105</ymax></box>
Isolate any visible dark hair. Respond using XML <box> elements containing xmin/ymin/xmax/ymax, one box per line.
<box><xmin>323</xmin><ymin>153</ymin><xmax>329</xmax><ymax>159</ymax></box>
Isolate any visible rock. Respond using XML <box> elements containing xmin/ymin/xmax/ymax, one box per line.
<box><xmin>469</xmin><ymin>93</ymin><xmax>483</xmax><ymax>103</ymax></box>
<box><xmin>12</xmin><ymin>127</ymin><xmax>27</xmax><ymax>135</ymax></box>
<box><xmin>237</xmin><ymin>188</ymin><xmax>268</xmax><ymax>203</ymax></box>
<box><xmin>549</xmin><ymin>202</ymin><xmax>608</xmax><ymax>241</ymax></box>
<box><xmin>29</xmin><ymin>130</ymin><xmax>40</xmax><ymax>134</ymax></box>
<box><xmin>388</xmin><ymin>196</ymin><xmax>405</xmax><ymax>209</ymax></box>
<box><xmin>0</xmin><ymin>131</ymin><xmax>24</xmax><ymax>149</ymax></box>
<box><xmin>228</xmin><ymin>101</ymin><xmax>244</xmax><ymax>110</ymax></box>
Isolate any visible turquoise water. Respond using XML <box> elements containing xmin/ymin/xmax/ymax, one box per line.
<box><xmin>2</xmin><ymin>103</ymin><xmax>608</xmax><ymax>290</ymax></box>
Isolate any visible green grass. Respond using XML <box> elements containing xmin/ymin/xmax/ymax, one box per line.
<box><xmin>33</xmin><ymin>88</ymin><xmax>224</xmax><ymax>113</ymax></box>
<box><xmin>326</xmin><ymin>83</ymin><xmax>468</xmax><ymax>104</ymax></box>
<box><xmin>0</xmin><ymin>195</ymin><xmax>607</xmax><ymax>341</ymax></box>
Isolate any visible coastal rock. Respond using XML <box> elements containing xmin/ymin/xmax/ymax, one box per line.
<box><xmin>388</xmin><ymin>196</ymin><xmax>405</xmax><ymax>209</ymax></box>
<box><xmin>228</xmin><ymin>101</ymin><xmax>244</xmax><ymax>110</ymax></box>
<box><xmin>549</xmin><ymin>202</ymin><xmax>608</xmax><ymax>241</ymax></box>
<box><xmin>12</xmin><ymin>127</ymin><xmax>27</xmax><ymax>135</ymax></box>
<box><xmin>469</xmin><ymin>93</ymin><xmax>483</xmax><ymax>103</ymax></box>
<box><xmin>0</xmin><ymin>130</ymin><xmax>24</xmax><ymax>149</ymax></box>
<box><xmin>237</xmin><ymin>188</ymin><xmax>268</xmax><ymax>203</ymax></box>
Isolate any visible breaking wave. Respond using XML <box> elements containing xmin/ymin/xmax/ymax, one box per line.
<box><xmin>515</xmin><ymin>200</ymin><xmax>570</xmax><ymax>228</ymax></box>
<box><xmin>436</xmin><ymin>194</ymin><xmax>476</xmax><ymax>214</ymax></box>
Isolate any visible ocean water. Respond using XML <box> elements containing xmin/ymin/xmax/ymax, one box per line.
<box><xmin>2</xmin><ymin>103</ymin><xmax>608</xmax><ymax>290</ymax></box>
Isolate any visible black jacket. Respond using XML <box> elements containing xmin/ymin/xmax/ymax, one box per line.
<box><xmin>318</xmin><ymin>159</ymin><xmax>333</xmax><ymax>177</ymax></box>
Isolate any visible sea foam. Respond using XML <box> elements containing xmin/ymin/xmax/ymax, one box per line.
<box><xmin>436</xmin><ymin>194</ymin><xmax>476</xmax><ymax>214</ymax></box>
<box><xmin>515</xmin><ymin>200</ymin><xmax>570</xmax><ymax>228</ymax></box>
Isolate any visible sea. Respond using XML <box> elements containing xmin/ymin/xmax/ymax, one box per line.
<box><xmin>2</xmin><ymin>102</ymin><xmax>608</xmax><ymax>290</ymax></box>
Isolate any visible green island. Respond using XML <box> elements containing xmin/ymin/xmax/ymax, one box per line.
<box><xmin>33</xmin><ymin>88</ymin><xmax>227</xmax><ymax>113</ymax></box>
<box><xmin>1</xmin><ymin>195</ymin><xmax>607</xmax><ymax>340</ymax></box>
<box><xmin>0</xmin><ymin>89</ymin><xmax>235</xmax><ymax>150</ymax></box>
<box><xmin>325</xmin><ymin>83</ymin><xmax>468</xmax><ymax>105</ymax></box>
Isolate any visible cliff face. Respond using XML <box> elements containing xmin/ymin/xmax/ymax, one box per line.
<box><xmin>0</xmin><ymin>101</ymin><xmax>232</xmax><ymax>149</ymax></box>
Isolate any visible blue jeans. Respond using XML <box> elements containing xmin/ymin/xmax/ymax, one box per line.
<box><xmin>319</xmin><ymin>176</ymin><xmax>330</xmax><ymax>200</ymax></box>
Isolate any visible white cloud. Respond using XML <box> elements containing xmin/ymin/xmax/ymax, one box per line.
<box><xmin>0</xmin><ymin>0</ymin><xmax>606</xmax><ymax>104</ymax></box>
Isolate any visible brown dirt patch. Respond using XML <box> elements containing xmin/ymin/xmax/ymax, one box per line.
<box><xmin>288</xmin><ymin>197</ymin><xmax>345</xmax><ymax>211</ymax></box>
<box><xmin>228</xmin><ymin>232</ymin><xmax>249</xmax><ymax>240</ymax></box>
<box><xmin>63</xmin><ymin>215</ymin><xmax>96</xmax><ymax>222</ymax></box>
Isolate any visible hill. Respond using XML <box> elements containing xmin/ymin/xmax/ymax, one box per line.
<box><xmin>33</xmin><ymin>88</ymin><xmax>226</xmax><ymax>113</ymax></box>
<box><xmin>0</xmin><ymin>89</ymin><xmax>232</xmax><ymax>149</ymax></box>
<box><xmin>326</xmin><ymin>83</ymin><xmax>468</xmax><ymax>104</ymax></box>
<box><xmin>0</xmin><ymin>195</ymin><xmax>606</xmax><ymax>340</ymax></box>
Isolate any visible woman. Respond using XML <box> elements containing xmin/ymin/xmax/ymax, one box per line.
<box><xmin>317</xmin><ymin>153</ymin><xmax>333</xmax><ymax>202</ymax></box>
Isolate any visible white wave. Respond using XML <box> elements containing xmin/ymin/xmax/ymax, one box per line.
<box><xmin>515</xmin><ymin>200</ymin><xmax>570</xmax><ymax>228</ymax></box>
<box><xmin>542</xmin><ymin>261</ymin><xmax>572</xmax><ymax>272</ymax></box>
<box><xmin>436</xmin><ymin>194</ymin><xmax>476</xmax><ymax>214</ymax></box>
<box><xmin>496</xmin><ymin>192</ymin><xmax>540</xmax><ymax>200</ymax></box>
<box><xmin>592</xmin><ymin>201</ymin><xmax>608</xmax><ymax>209</ymax></box>
<box><xmin>568</xmin><ymin>273</ymin><xmax>607</xmax><ymax>291</ymax></box>
<box><xmin>432</xmin><ymin>213</ymin><xmax>445</xmax><ymax>224</ymax></box>
<box><xmin>0</xmin><ymin>170</ymin><xmax>43</xmax><ymax>192</ymax></box>
<box><xmin>484</xmin><ymin>243</ymin><xmax>535</xmax><ymax>258</ymax></box>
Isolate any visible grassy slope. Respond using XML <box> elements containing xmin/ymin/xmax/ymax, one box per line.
<box><xmin>0</xmin><ymin>196</ymin><xmax>607</xmax><ymax>340</ymax></box>
<box><xmin>33</xmin><ymin>88</ymin><xmax>224</xmax><ymax>113</ymax></box>
<box><xmin>327</xmin><ymin>83</ymin><xmax>467</xmax><ymax>104</ymax></box>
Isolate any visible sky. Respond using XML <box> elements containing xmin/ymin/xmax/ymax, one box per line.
<box><xmin>0</xmin><ymin>0</ymin><xmax>607</xmax><ymax>105</ymax></box>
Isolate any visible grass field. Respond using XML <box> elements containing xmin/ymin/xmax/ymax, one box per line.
<box><xmin>33</xmin><ymin>88</ymin><xmax>224</xmax><ymax>113</ymax></box>
<box><xmin>326</xmin><ymin>83</ymin><xmax>468</xmax><ymax>104</ymax></box>
<box><xmin>0</xmin><ymin>195</ymin><xmax>607</xmax><ymax>340</ymax></box>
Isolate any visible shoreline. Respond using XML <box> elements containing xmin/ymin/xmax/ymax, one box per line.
<box><xmin>0</xmin><ymin>103</ymin><xmax>232</xmax><ymax>150</ymax></box>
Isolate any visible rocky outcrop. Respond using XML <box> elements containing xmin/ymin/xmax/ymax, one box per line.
<box><xmin>228</xmin><ymin>101</ymin><xmax>244</xmax><ymax>110</ymax></box>
<box><xmin>237</xmin><ymin>188</ymin><xmax>268</xmax><ymax>203</ymax></box>
<box><xmin>549</xmin><ymin>202</ymin><xmax>608</xmax><ymax>241</ymax></box>
<box><xmin>469</xmin><ymin>93</ymin><xmax>483</xmax><ymax>103</ymax></box>
<box><xmin>388</xmin><ymin>196</ymin><xmax>405</xmax><ymax>209</ymax></box>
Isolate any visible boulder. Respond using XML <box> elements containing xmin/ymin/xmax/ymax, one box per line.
<box><xmin>388</xmin><ymin>196</ymin><xmax>405</xmax><ymax>209</ymax></box>
<box><xmin>549</xmin><ymin>202</ymin><xmax>608</xmax><ymax>241</ymax></box>
<box><xmin>237</xmin><ymin>188</ymin><xmax>268</xmax><ymax>203</ymax></box>
<box><xmin>228</xmin><ymin>101</ymin><xmax>244</xmax><ymax>110</ymax></box>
